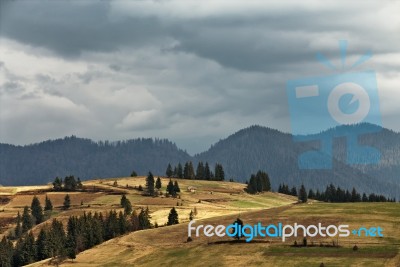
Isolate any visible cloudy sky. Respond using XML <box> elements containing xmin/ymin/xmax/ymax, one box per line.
<box><xmin>0</xmin><ymin>0</ymin><xmax>399</xmax><ymax>154</ymax></box>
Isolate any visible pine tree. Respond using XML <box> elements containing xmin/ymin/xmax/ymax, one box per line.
<box><xmin>188</xmin><ymin>161</ymin><xmax>195</xmax><ymax>179</ymax></box>
<box><xmin>362</xmin><ymin>193</ymin><xmax>368</xmax><ymax>202</ymax></box>
<box><xmin>120</xmin><ymin>194</ymin><xmax>128</xmax><ymax>207</ymax></box>
<box><xmin>0</xmin><ymin>236</ymin><xmax>13</xmax><ymax>267</ymax></box>
<box><xmin>214</xmin><ymin>163</ymin><xmax>225</xmax><ymax>181</ymax></box>
<box><xmin>138</xmin><ymin>208</ymin><xmax>152</xmax><ymax>230</ymax></box>
<box><xmin>120</xmin><ymin>195</ymin><xmax>132</xmax><ymax>215</ymax></box>
<box><xmin>63</xmin><ymin>194</ymin><xmax>71</xmax><ymax>210</ymax></box>
<box><xmin>155</xmin><ymin>177</ymin><xmax>162</xmax><ymax>190</ymax></box>
<box><xmin>146</xmin><ymin>172</ymin><xmax>155</xmax><ymax>196</ymax></box>
<box><xmin>48</xmin><ymin>219</ymin><xmax>66</xmax><ymax>258</ymax></box>
<box><xmin>173</xmin><ymin>181</ymin><xmax>181</xmax><ymax>193</ymax></box>
<box><xmin>166</xmin><ymin>164</ymin><xmax>173</xmax><ymax>178</ymax></box>
<box><xmin>290</xmin><ymin>186</ymin><xmax>298</xmax><ymax>196</ymax></box>
<box><xmin>196</xmin><ymin>162</ymin><xmax>205</xmax><ymax>180</ymax></box>
<box><xmin>183</xmin><ymin>162</ymin><xmax>190</xmax><ymax>179</ymax></box>
<box><xmin>66</xmin><ymin>234</ymin><xmax>76</xmax><ymax>261</ymax></box>
<box><xmin>15</xmin><ymin>211</ymin><xmax>22</xmax><ymax>238</ymax></box>
<box><xmin>53</xmin><ymin>177</ymin><xmax>62</xmax><ymax>191</ymax></box>
<box><xmin>299</xmin><ymin>184</ymin><xmax>308</xmax><ymax>203</ymax></box>
<box><xmin>118</xmin><ymin>211</ymin><xmax>127</xmax><ymax>235</ymax></box>
<box><xmin>167</xmin><ymin>179</ymin><xmax>175</xmax><ymax>196</ymax></box>
<box><xmin>308</xmin><ymin>189</ymin><xmax>315</xmax><ymax>199</ymax></box>
<box><xmin>31</xmin><ymin>196</ymin><xmax>44</xmax><ymax>224</ymax></box>
<box><xmin>247</xmin><ymin>174</ymin><xmax>258</xmax><ymax>194</ymax></box>
<box><xmin>22</xmin><ymin>206</ymin><xmax>33</xmax><ymax>233</ymax></box>
<box><xmin>64</xmin><ymin>175</ymin><xmax>77</xmax><ymax>191</ymax></box>
<box><xmin>177</xmin><ymin>163</ymin><xmax>183</xmax><ymax>179</ymax></box>
<box><xmin>130</xmin><ymin>170</ymin><xmax>138</xmax><ymax>177</ymax></box>
<box><xmin>167</xmin><ymin>207</ymin><xmax>179</xmax><ymax>225</ymax></box>
<box><xmin>204</xmin><ymin>162</ymin><xmax>211</xmax><ymax>180</ymax></box>
<box><xmin>16</xmin><ymin>232</ymin><xmax>36</xmax><ymax>265</ymax></box>
<box><xmin>351</xmin><ymin>187</ymin><xmax>361</xmax><ymax>202</ymax></box>
<box><xmin>44</xmin><ymin>195</ymin><xmax>53</xmax><ymax>211</ymax></box>
<box><xmin>36</xmin><ymin>228</ymin><xmax>51</xmax><ymax>260</ymax></box>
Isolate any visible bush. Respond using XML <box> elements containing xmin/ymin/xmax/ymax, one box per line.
<box><xmin>187</xmin><ymin>236</ymin><xmax>193</xmax><ymax>242</ymax></box>
<box><xmin>353</xmin><ymin>245</ymin><xmax>358</xmax><ymax>251</ymax></box>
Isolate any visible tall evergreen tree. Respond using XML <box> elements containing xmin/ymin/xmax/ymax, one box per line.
<box><xmin>146</xmin><ymin>172</ymin><xmax>155</xmax><ymax>196</ymax></box>
<box><xmin>138</xmin><ymin>208</ymin><xmax>152</xmax><ymax>230</ymax></box>
<box><xmin>299</xmin><ymin>184</ymin><xmax>308</xmax><ymax>203</ymax></box>
<box><xmin>214</xmin><ymin>163</ymin><xmax>225</xmax><ymax>181</ymax></box>
<box><xmin>0</xmin><ymin>236</ymin><xmax>13</xmax><ymax>267</ymax></box>
<box><xmin>155</xmin><ymin>177</ymin><xmax>162</xmax><ymax>190</ymax></box>
<box><xmin>308</xmin><ymin>189</ymin><xmax>315</xmax><ymax>199</ymax></box>
<box><xmin>64</xmin><ymin>175</ymin><xmax>77</xmax><ymax>191</ymax></box>
<box><xmin>167</xmin><ymin>207</ymin><xmax>179</xmax><ymax>225</ymax></box>
<box><xmin>22</xmin><ymin>206</ymin><xmax>33</xmax><ymax>233</ymax></box>
<box><xmin>173</xmin><ymin>181</ymin><xmax>181</xmax><ymax>193</ymax></box>
<box><xmin>63</xmin><ymin>194</ymin><xmax>71</xmax><ymax>210</ymax></box>
<box><xmin>177</xmin><ymin>163</ymin><xmax>183</xmax><ymax>179</ymax></box>
<box><xmin>15</xmin><ymin>211</ymin><xmax>22</xmax><ymax>238</ymax></box>
<box><xmin>290</xmin><ymin>186</ymin><xmax>298</xmax><ymax>196</ymax></box>
<box><xmin>167</xmin><ymin>179</ymin><xmax>175</xmax><ymax>196</ymax></box>
<box><xmin>36</xmin><ymin>228</ymin><xmax>51</xmax><ymax>260</ymax></box>
<box><xmin>48</xmin><ymin>219</ymin><xmax>66</xmax><ymax>258</ymax></box>
<box><xmin>204</xmin><ymin>162</ymin><xmax>211</xmax><ymax>180</ymax></box>
<box><xmin>166</xmin><ymin>164</ymin><xmax>173</xmax><ymax>178</ymax></box>
<box><xmin>44</xmin><ymin>195</ymin><xmax>53</xmax><ymax>211</ymax></box>
<box><xmin>120</xmin><ymin>195</ymin><xmax>132</xmax><ymax>215</ymax></box>
<box><xmin>196</xmin><ymin>162</ymin><xmax>205</xmax><ymax>180</ymax></box>
<box><xmin>31</xmin><ymin>196</ymin><xmax>44</xmax><ymax>224</ymax></box>
<box><xmin>247</xmin><ymin>174</ymin><xmax>258</xmax><ymax>194</ymax></box>
<box><xmin>52</xmin><ymin>177</ymin><xmax>62</xmax><ymax>191</ymax></box>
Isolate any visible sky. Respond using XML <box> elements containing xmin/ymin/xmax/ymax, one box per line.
<box><xmin>0</xmin><ymin>0</ymin><xmax>399</xmax><ymax>155</ymax></box>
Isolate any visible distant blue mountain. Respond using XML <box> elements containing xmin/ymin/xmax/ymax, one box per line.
<box><xmin>1</xmin><ymin>124</ymin><xmax>399</xmax><ymax>199</ymax></box>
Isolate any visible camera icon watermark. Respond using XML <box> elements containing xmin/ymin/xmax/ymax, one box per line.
<box><xmin>287</xmin><ymin>41</ymin><xmax>381</xmax><ymax>169</ymax></box>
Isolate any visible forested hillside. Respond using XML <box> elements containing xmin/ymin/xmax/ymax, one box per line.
<box><xmin>1</xmin><ymin>124</ymin><xmax>399</xmax><ymax>198</ymax></box>
<box><xmin>0</xmin><ymin>136</ymin><xmax>190</xmax><ymax>185</ymax></box>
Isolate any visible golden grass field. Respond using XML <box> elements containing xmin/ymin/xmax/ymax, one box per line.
<box><xmin>1</xmin><ymin>176</ymin><xmax>399</xmax><ymax>267</ymax></box>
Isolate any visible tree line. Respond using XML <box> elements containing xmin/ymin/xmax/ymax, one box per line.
<box><xmin>246</xmin><ymin>171</ymin><xmax>271</xmax><ymax>194</ymax></box>
<box><xmin>165</xmin><ymin>161</ymin><xmax>225</xmax><ymax>181</ymax></box>
<box><xmin>278</xmin><ymin>183</ymin><xmax>396</xmax><ymax>203</ymax></box>
<box><xmin>53</xmin><ymin>175</ymin><xmax>83</xmax><ymax>191</ymax></box>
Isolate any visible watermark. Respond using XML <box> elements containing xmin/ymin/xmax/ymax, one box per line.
<box><xmin>286</xmin><ymin>40</ymin><xmax>381</xmax><ymax>169</ymax></box>
<box><xmin>188</xmin><ymin>220</ymin><xmax>384</xmax><ymax>242</ymax></box>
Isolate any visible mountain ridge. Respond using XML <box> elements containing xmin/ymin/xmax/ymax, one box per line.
<box><xmin>1</xmin><ymin>123</ymin><xmax>399</xmax><ymax>198</ymax></box>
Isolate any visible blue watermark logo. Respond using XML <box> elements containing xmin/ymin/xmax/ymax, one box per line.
<box><xmin>286</xmin><ymin>40</ymin><xmax>382</xmax><ymax>169</ymax></box>
<box><xmin>188</xmin><ymin>220</ymin><xmax>384</xmax><ymax>242</ymax></box>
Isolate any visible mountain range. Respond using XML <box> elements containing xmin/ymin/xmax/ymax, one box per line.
<box><xmin>0</xmin><ymin>123</ymin><xmax>399</xmax><ymax>199</ymax></box>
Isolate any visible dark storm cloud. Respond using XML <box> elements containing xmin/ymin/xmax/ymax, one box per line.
<box><xmin>0</xmin><ymin>0</ymin><xmax>167</xmax><ymax>57</ymax></box>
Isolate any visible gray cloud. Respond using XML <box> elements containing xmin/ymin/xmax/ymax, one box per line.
<box><xmin>0</xmin><ymin>0</ymin><xmax>399</xmax><ymax>154</ymax></box>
